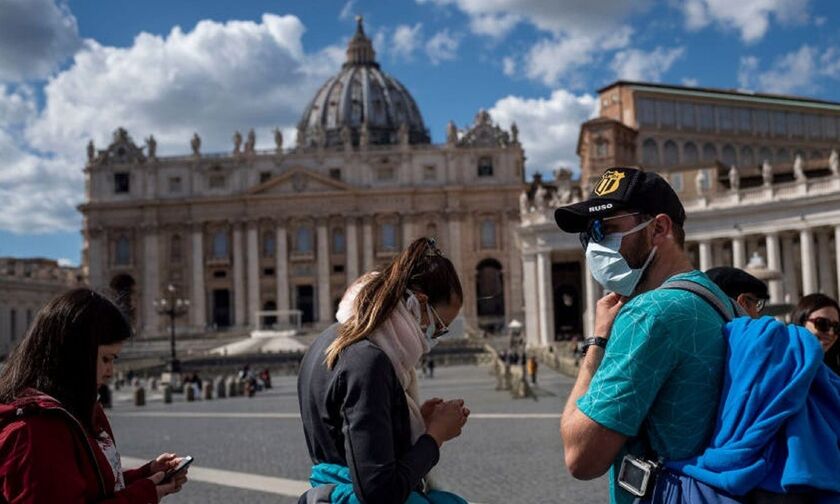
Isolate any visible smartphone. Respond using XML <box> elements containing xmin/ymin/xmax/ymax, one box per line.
<box><xmin>162</xmin><ymin>456</ymin><xmax>193</xmax><ymax>484</ymax></box>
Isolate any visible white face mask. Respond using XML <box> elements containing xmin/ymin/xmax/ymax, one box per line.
<box><xmin>405</xmin><ymin>290</ymin><xmax>439</xmax><ymax>350</ymax></box>
<box><xmin>585</xmin><ymin>219</ymin><xmax>656</xmax><ymax>297</ymax></box>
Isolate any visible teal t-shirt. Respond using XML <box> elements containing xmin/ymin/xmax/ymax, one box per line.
<box><xmin>577</xmin><ymin>270</ymin><xmax>730</xmax><ymax>504</ymax></box>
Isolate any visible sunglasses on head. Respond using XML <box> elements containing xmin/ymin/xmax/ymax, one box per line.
<box><xmin>807</xmin><ymin>317</ymin><xmax>840</xmax><ymax>335</ymax></box>
<box><xmin>742</xmin><ymin>294</ymin><xmax>767</xmax><ymax>312</ymax></box>
<box><xmin>578</xmin><ymin>212</ymin><xmax>641</xmax><ymax>249</ymax></box>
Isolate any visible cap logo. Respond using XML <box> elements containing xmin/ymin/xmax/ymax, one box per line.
<box><xmin>593</xmin><ymin>170</ymin><xmax>625</xmax><ymax>196</ymax></box>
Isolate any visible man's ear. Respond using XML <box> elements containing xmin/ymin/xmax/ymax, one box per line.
<box><xmin>651</xmin><ymin>214</ymin><xmax>673</xmax><ymax>245</ymax></box>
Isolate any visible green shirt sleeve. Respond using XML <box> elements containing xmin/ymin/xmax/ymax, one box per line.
<box><xmin>577</xmin><ymin>300</ymin><xmax>680</xmax><ymax>437</ymax></box>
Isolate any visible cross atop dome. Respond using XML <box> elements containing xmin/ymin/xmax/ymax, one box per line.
<box><xmin>345</xmin><ymin>15</ymin><xmax>377</xmax><ymax>68</ymax></box>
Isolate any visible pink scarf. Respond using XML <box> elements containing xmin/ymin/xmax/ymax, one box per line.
<box><xmin>336</xmin><ymin>274</ymin><xmax>429</xmax><ymax>443</ymax></box>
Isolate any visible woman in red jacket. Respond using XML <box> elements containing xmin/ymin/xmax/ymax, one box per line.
<box><xmin>0</xmin><ymin>288</ymin><xmax>189</xmax><ymax>502</ymax></box>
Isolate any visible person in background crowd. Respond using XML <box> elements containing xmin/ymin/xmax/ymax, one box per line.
<box><xmin>705</xmin><ymin>267</ymin><xmax>769</xmax><ymax>318</ymax></box>
<box><xmin>792</xmin><ymin>293</ymin><xmax>840</xmax><ymax>375</ymax></box>
<box><xmin>0</xmin><ymin>288</ymin><xmax>188</xmax><ymax>503</ymax></box>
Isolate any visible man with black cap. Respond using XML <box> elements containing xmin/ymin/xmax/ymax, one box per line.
<box><xmin>705</xmin><ymin>266</ymin><xmax>769</xmax><ymax>318</ymax></box>
<box><xmin>557</xmin><ymin>167</ymin><xmax>733</xmax><ymax>504</ymax></box>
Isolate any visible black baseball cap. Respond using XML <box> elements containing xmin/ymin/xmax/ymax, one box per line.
<box><xmin>554</xmin><ymin>167</ymin><xmax>686</xmax><ymax>233</ymax></box>
<box><xmin>705</xmin><ymin>267</ymin><xmax>769</xmax><ymax>300</ymax></box>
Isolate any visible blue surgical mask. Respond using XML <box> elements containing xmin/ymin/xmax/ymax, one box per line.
<box><xmin>585</xmin><ymin>219</ymin><xmax>656</xmax><ymax>297</ymax></box>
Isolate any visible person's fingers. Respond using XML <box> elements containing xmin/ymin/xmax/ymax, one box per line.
<box><xmin>148</xmin><ymin>471</ymin><xmax>165</xmax><ymax>485</ymax></box>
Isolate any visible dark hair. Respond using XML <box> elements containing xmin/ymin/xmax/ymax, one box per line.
<box><xmin>705</xmin><ymin>267</ymin><xmax>769</xmax><ymax>300</ymax></box>
<box><xmin>791</xmin><ymin>293</ymin><xmax>840</xmax><ymax>326</ymax></box>
<box><xmin>326</xmin><ymin>237</ymin><xmax>463</xmax><ymax>368</ymax></box>
<box><xmin>0</xmin><ymin>288</ymin><xmax>132</xmax><ymax>433</ymax></box>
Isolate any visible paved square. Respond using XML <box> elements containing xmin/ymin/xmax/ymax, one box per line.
<box><xmin>109</xmin><ymin>364</ymin><xmax>610</xmax><ymax>503</ymax></box>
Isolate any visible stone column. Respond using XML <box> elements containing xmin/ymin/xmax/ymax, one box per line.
<box><xmin>233</xmin><ymin>225</ymin><xmax>245</xmax><ymax>327</ymax></box>
<box><xmin>402</xmin><ymin>215</ymin><xmax>414</xmax><ymax>250</ymax></box>
<box><xmin>317</xmin><ymin>220</ymin><xmax>332</xmax><ymax>323</ymax></box>
<box><xmin>447</xmin><ymin>216</ymin><xmax>463</xmax><ymax>275</ymax></box>
<box><xmin>765</xmin><ymin>232</ymin><xmax>783</xmax><ymax>304</ymax></box>
<box><xmin>346</xmin><ymin>218</ymin><xmax>359</xmax><ymax>283</ymax></box>
<box><xmin>712</xmin><ymin>241</ymin><xmax>726</xmax><ymax>268</ymax></box>
<box><xmin>781</xmin><ymin>234</ymin><xmax>799</xmax><ymax>302</ymax></box>
<box><xmin>698</xmin><ymin>240</ymin><xmax>713</xmax><ymax>271</ymax></box>
<box><xmin>522</xmin><ymin>254</ymin><xmax>539</xmax><ymax>347</ymax></box>
<box><xmin>142</xmin><ymin>231</ymin><xmax>160</xmax><ymax>335</ymax></box>
<box><xmin>276</xmin><ymin>225</ymin><xmax>289</xmax><ymax>312</ymax></box>
<box><xmin>583</xmin><ymin>262</ymin><xmax>600</xmax><ymax>339</ymax></box>
<box><xmin>362</xmin><ymin>217</ymin><xmax>374</xmax><ymax>273</ymax></box>
<box><xmin>87</xmin><ymin>231</ymin><xmax>105</xmax><ymax>290</ymax></box>
<box><xmin>536</xmin><ymin>251</ymin><xmax>554</xmax><ymax>346</ymax></box>
<box><xmin>817</xmin><ymin>230</ymin><xmax>835</xmax><ymax>298</ymax></box>
<box><xmin>247</xmin><ymin>225</ymin><xmax>259</xmax><ymax>328</ymax></box>
<box><xmin>732</xmin><ymin>236</ymin><xmax>746</xmax><ymax>268</ymax></box>
<box><xmin>835</xmin><ymin>225</ymin><xmax>840</xmax><ymax>300</ymax></box>
<box><xmin>800</xmin><ymin>228</ymin><xmax>818</xmax><ymax>296</ymax></box>
<box><xmin>190</xmin><ymin>227</ymin><xmax>206</xmax><ymax>328</ymax></box>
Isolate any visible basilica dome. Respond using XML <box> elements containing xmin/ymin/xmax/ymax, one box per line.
<box><xmin>297</xmin><ymin>18</ymin><xmax>430</xmax><ymax>148</ymax></box>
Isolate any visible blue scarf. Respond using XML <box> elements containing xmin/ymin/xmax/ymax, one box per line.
<box><xmin>309</xmin><ymin>463</ymin><xmax>468</xmax><ymax>504</ymax></box>
<box><xmin>668</xmin><ymin>316</ymin><xmax>840</xmax><ymax>495</ymax></box>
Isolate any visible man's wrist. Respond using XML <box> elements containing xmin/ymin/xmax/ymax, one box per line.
<box><xmin>581</xmin><ymin>336</ymin><xmax>608</xmax><ymax>356</ymax></box>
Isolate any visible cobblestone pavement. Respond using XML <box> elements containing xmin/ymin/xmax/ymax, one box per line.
<box><xmin>109</xmin><ymin>364</ymin><xmax>610</xmax><ymax>503</ymax></box>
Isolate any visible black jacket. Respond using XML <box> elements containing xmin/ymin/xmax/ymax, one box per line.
<box><xmin>297</xmin><ymin>324</ymin><xmax>439</xmax><ymax>504</ymax></box>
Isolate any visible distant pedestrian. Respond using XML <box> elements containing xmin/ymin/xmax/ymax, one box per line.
<box><xmin>527</xmin><ymin>356</ymin><xmax>538</xmax><ymax>385</ymax></box>
<box><xmin>427</xmin><ymin>357</ymin><xmax>436</xmax><ymax>378</ymax></box>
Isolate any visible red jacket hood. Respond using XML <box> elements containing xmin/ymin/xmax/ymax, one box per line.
<box><xmin>0</xmin><ymin>388</ymin><xmax>66</xmax><ymax>421</ymax></box>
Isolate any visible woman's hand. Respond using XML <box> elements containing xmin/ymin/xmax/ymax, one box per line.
<box><xmin>149</xmin><ymin>452</ymin><xmax>179</xmax><ymax>474</ymax></box>
<box><xmin>421</xmin><ymin>398</ymin><xmax>443</xmax><ymax>428</ymax></box>
<box><xmin>425</xmin><ymin>399</ymin><xmax>469</xmax><ymax>447</ymax></box>
<box><xmin>148</xmin><ymin>468</ymin><xmax>188</xmax><ymax>500</ymax></box>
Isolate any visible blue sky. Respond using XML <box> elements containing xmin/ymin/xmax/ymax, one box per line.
<box><xmin>2</xmin><ymin>0</ymin><xmax>840</xmax><ymax>265</ymax></box>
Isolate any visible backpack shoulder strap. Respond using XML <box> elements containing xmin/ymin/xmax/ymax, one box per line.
<box><xmin>661</xmin><ymin>279</ymin><xmax>742</xmax><ymax>322</ymax></box>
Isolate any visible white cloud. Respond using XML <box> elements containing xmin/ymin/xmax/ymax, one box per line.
<box><xmin>468</xmin><ymin>13</ymin><xmax>521</xmax><ymax>39</ymax></box>
<box><xmin>819</xmin><ymin>47</ymin><xmax>840</xmax><ymax>79</ymax></box>
<box><xmin>489</xmin><ymin>89</ymin><xmax>599</xmax><ymax>176</ymax></box>
<box><xmin>392</xmin><ymin>23</ymin><xmax>423</xmax><ymax>60</ymax></box>
<box><xmin>339</xmin><ymin>0</ymin><xmax>357</xmax><ymax>21</ymax></box>
<box><xmin>57</xmin><ymin>257</ymin><xmax>76</xmax><ymax>267</ymax></box>
<box><xmin>610</xmin><ymin>46</ymin><xmax>685</xmax><ymax>82</ymax></box>
<box><xmin>679</xmin><ymin>0</ymin><xmax>810</xmax><ymax>43</ymax></box>
<box><xmin>0</xmin><ymin>85</ymin><xmax>37</xmax><ymax>126</ymax></box>
<box><xmin>738</xmin><ymin>45</ymin><xmax>817</xmax><ymax>94</ymax></box>
<box><xmin>0</xmin><ymin>0</ymin><xmax>82</xmax><ymax>82</ymax></box>
<box><xmin>682</xmin><ymin>77</ymin><xmax>699</xmax><ymax>87</ymax></box>
<box><xmin>2</xmin><ymin>14</ymin><xmax>345</xmax><ymax>234</ymax></box>
<box><xmin>425</xmin><ymin>30</ymin><xmax>460</xmax><ymax>65</ymax></box>
<box><xmin>502</xmin><ymin>56</ymin><xmax>516</xmax><ymax>76</ymax></box>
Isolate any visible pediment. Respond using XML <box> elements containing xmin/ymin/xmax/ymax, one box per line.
<box><xmin>247</xmin><ymin>168</ymin><xmax>353</xmax><ymax>196</ymax></box>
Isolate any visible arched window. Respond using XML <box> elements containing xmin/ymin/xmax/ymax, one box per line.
<box><xmin>262</xmin><ymin>231</ymin><xmax>276</xmax><ymax>258</ymax></box>
<box><xmin>477</xmin><ymin>156</ymin><xmax>493</xmax><ymax>177</ymax></box>
<box><xmin>476</xmin><ymin>259</ymin><xmax>504</xmax><ymax>320</ymax></box>
<box><xmin>380</xmin><ymin>223</ymin><xmax>397</xmax><ymax>251</ymax></box>
<box><xmin>702</xmin><ymin>143</ymin><xmax>717</xmax><ymax>162</ymax></box>
<box><xmin>740</xmin><ymin>146</ymin><xmax>755</xmax><ymax>167</ymax></box>
<box><xmin>683</xmin><ymin>142</ymin><xmax>699</xmax><ymax>164</ymax></box>
<box><xmin>642</xmin><ymin>139</ymin><xmax>659</xmax><ymax>166</ymax></box>
<box><xmin>296</xmin><ymin>226</ymin><xmax>313</xmax><ymax>254</ymax></box>
<box><xmin>115</xmin><ymin>236</ymin><xmax>131</xmax><ymax>266</ymax></box>
<box><xmin>722</xmin><ymin>145</ymin><xmax>736</xmax><ymax>166</ymax></box>
<box><xmin>594</xmin><ymin>139</ymin><xmax>609</xmax><ymax>158</ymax></box>
<box><xmin>332</xmin><ymin>228</ymin><xmax>346</xmax><ymax>253</ymax></box>
<box><xmin>170</xmin><ymin>234</ymin><xmax>182</xmax><ymax>263</ymax></box>
<box><xmin>663</xmin><ymin>140</ymin><xmax>679</xmax><ymax>166</ymax></box>
<box><xmin>212</xmin><ymin>231</ymin><xmax>228</xmax><ymax>259</ymax></box>
<box><xmin>480</xmin><ymin>220</ymin><xmax>497</xmax><ymax>249</ymax></box>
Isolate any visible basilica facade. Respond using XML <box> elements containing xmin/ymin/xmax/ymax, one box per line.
<box><xmin>80</xmin><ymin>20</ymin><xmax>524</xmax><ymax>339</ymax></box>
<box><xmin>519</xmin><ymin>81</ymin><xmax>840</xmax><ymax>347</ymax></box>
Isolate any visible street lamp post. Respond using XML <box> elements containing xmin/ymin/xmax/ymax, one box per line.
<box><xmin>153</xmin><ymin>284</ymin><xmax>190</xmax><ymax>373</ymax></box>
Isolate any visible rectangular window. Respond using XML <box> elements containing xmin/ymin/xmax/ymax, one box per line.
<box><xmin>670</xmin><ymin>173</ymin><xmax>684</xmax><ymax>192</ymax></box>
<box><xmin>209</xmin><ymin>174</ymin><xmax>226</xmax><ymax>189</ymax></box>
<box><xmin>787</xmin><ymin>112</ymin><xmax>803</xmax><ymax>137</ymax></box>
<box><xmin>717</xmin><ymin>107</ymin><xmax>733</xmax><ymax>131</ymax></box>
<box><xmin>375</xmin><ymin>167</ymin><xmax>395</xmax><ymax>181</ymax></box>
<box><xmin>480</xmin><ymin>220</ymin><xmax>497</xmax><ymax>249</ymax></box>
<box><xmin>737</xmin><ymin>108</ymin><xmax>752</xmax><ymax>133</ymax></box>
<box><xmin>333</xmin><ymin>264</ymin><xmax>345</xmax><ymax>274</ymax></box>
<box><xmin>295</xmin><ymin>227</ymin><xmax>313</xmax><ymax>254</ymax></box>
<box><xmin>772</xmin><ymin>111</ymin><xmax>787</xmax><ymax>136</ymax></box>
<box><xmin>329</xmin><ymin>168</ymin><xmax>342</xmax><ymax>180</ymax></box>
<box><xmin>754</xmin><ymin>109</ymin><xmax>769</xmax><ymax>135</ymax></box>
<box><xmin>212</xmin><ymin>270</ymin><xmax>227</xmax><ymax>278</ymax></box>
<box><xmin>477</xmin><ymin>157</ymin><xmax>494</xmax><ymax>177</ymax></box>
<box><xmin>697</xmin><ymin>105</ymin><xmax>714</xmax><ymax>131</ymax></box>
<box><xmin>114</xmin><ymin>172</ymin><xmax>130</xmax><ymax>194</ymax></box>
<box><xmin>423</xmin><ymin>165</ymin><xmax>436</xmax><ymax>181</ymax></box>
<box><xmin>380</xmin><ymin>223</ymin><xmax>397</xmax><ymax>251</ymax></box>
<box><xmin>259</xmin><ymin>172</ymin><xmax>272</xmax><ymax>184</ymax></box>
<box><xmin>823</xmin><ymin>116</ymin><xmax>837</xmax><ymax>139</ymax></box>
<box><xmin>657</xmin><ymin>100</ymin><xmax>675</xmax><ymax>127</ymax></box>
<box><xmin>678</xmin><ymin>102</ymin><xmax>695</xmax><ymax>129</ymax></box>
<box><xmin>638</xmin><ymin>98</ymin><xmax>656</xmax><ymax>126</ymax></box>
<box><xmin>263</xmin><ymin>267</ymin><xmax>275</xmax><ymax>277</ymax></box>
<box><xmin>168</xmin><ymin>176</ymin><xmax>182</xmax><ymax>194</ymax></box>
<box><xmin>807</xmin><ymin>115</ymin><xmax>822</xmax><ymax>139</ymax></box>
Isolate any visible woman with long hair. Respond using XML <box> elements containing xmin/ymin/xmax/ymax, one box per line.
<box><xmin>0</xmin><ymin>288</ymin><xmax>189</xmax><ymax>502</ymax></box>
<box><xmin>298</xmin><ymin>237</ymin><xmax>470</xmax><ymax>504</ymax></box>
<box><xmin>792</xmin><ymin>293</ymin><xmax>840</xmax><ymax>375</ymax></box>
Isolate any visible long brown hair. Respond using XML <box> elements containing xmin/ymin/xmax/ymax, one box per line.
<box><xmin>0</xmin><ymin>288</ymin><xmax>132</xmax><ymax>434</ymax></box>
<box><xmin>325</xmin><ymin>237</ymin><xmax>462</xmax><ymax>368</ymax></box>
